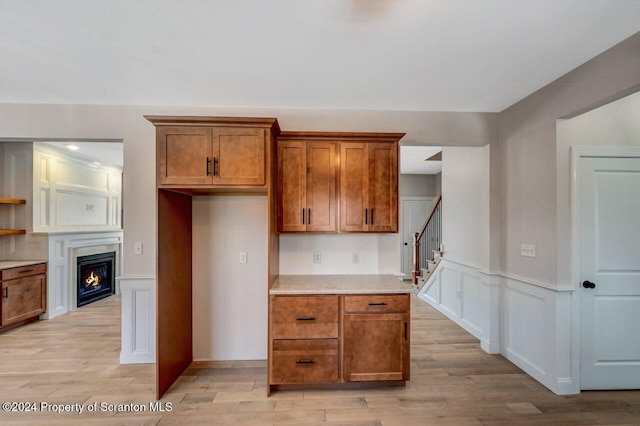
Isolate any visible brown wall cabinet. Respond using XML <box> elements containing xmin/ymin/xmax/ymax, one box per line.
<box><xmin>153</xmin><ymin>118</ymin><xmax>273</xmax><ymax>187</ymax></box>
<box><xmin>277</xmin><ymin>132</ymin><xmax>403</xmax><ymax>234</ymax></box>
<box><xmin>277</xmin><ymin>140</ymin><xmax>337</xmax><ymax>232</ymax></box>
<box><xmin>340</xmin><ymin>142</ymin><xmax>398</xmax><ymax>233</ymax></box>
<box><xmin>0</xmin><ymin>263</ymin><xmax>47</xmax><ymax>330</ymax></box>
<box><xmin>268</xmin><ymin>293</ymin><xmax>409</xmax><ymax>393</ymax></box>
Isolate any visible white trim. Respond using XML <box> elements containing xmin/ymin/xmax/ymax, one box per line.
<box><xmin>119</xmin><ymin>276</ymin><xmax>156</xmax><ymax>364</ymax></box>
<box><xmin>569</xmin><ymin>146</ymin><xmax>640</xmax><ymax>392</ymax></box>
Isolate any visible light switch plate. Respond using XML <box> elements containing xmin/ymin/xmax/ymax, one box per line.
<box><xmin>520</xmin><ymin>244</ymin><xmax>536</xmax><ymax>257</ymax></box>
<box><xmin>134</xmin><ymin>242</ymin><xmax>143</xmax><ymax>255</ymax></box>
<box><xmin>240</xmin><ymin>252</ymin><xmax>247</xmax><ymax>264</ymax></box>
<box><xmin>352</xmin><ymin>252</ymin><xmax>360</xmax><ymax>264</ymax></box>
<box><xmin>313</xmin><ymin>252</ymin><xmax>321</xmax><ymax>263</ymax></box>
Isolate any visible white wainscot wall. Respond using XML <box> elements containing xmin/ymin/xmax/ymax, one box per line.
<box><xmin>418</xmin><ymin>259</ymin><xmax>576</xmax><ymax>395</ymax></box>
<box><xmin>119</xmin><ymin>276</ymin><xmax>156</xmax><ymax>364</ymax></box>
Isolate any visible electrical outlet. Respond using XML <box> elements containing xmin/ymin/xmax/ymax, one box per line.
<box><xmin>134</xmin><ymin>242</ymin><xmax>143</xmax><ymax>255</ymax></box>
<box><xmin>520</xmin><ymin>244</ymin><xmax>536</xmax><ymax>257</ymax></box>
<box><xmin>240</xmin><ymin>252</ymin><xmax>247</xmax><ymax>264</ymax></box>
<box><xmin>313</xmin><ymin>252</ymin><xmax>321</xmax><ymax>264</ymax></box>
<box><xmin>352</xmin><ymin>252</ymin><xmax>360</xmax><ymax>264</ymax></box>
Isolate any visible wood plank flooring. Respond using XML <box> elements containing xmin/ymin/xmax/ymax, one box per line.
<box><xmin>0</xmin><ymin>294</ymin><xmax>638</xmax><ymax>425</ymax></box>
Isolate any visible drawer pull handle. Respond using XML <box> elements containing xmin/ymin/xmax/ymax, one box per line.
<box><xmin>368</xmin><ymin>302</ymin><xmax>387</xmax><ymax>306</ymax></box>
<box><xmin>19</xmin><ymin>269</ymin><xmax>34</xmax><ymax>273</ymax></box>
<box><xmin>296</xmin><ymin>360</ymin><xmax>315</xmax><ymax>364</ymax></box>
<box><xmin>296</xmin><ymin>317</ymin><xmax>316</xmax><ymax>321</ymax></box>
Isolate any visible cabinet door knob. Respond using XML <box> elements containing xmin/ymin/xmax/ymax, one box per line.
<box><xmin>213</xmin><ymin>157</ymin><xmax>218</xmax><ymax>176</ymax></box>
<box><xmin>365</xmin><ymin>208</ymin><xmax>368</xmax><ymax>225</ymax></box>
<box><xmin>206</xmin><ymin>157</ymin><xmax>211</xmax><ymax>176</ymax></box>
<box><xmin>582</xmin><ymin>280</ymin><xmax>596</xmax><ymax>289</ymax></box>
<box><xmin>4</xmin><ymin>288</ymin><xmax>8</xmax><ymax>299</ymax></box>
<box><xmin>371</xmin><ymin>208</ymin><xmax>374</xmax><ymax>224</ymax></box>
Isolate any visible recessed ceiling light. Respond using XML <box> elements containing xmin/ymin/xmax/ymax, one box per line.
<box><xmin>66</xmin><ymin>144</ymin><xmax>79</xmax><ymax>151</ymax></box>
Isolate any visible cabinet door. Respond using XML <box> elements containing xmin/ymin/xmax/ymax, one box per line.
<box><xmin>157</xmin><ymin>126</ymin><xmax>213</xmax><ymax>185</ymax></box>
<box><xmin>212</xmin><ymin>127</ymin><xmax>266</xmax><ymax>186</ymax></box>
<box><xmin>278</xmin><ymin>142</ymin><xmax>307</xmax><ymax>231</ymax></box>
<box><xmin>343</xmin><ymin>313</ymin><xmax>409</xmax><ymax>382</ymax></box>
<box><xmin>340</xmin><ymin>142</ymin><xmax>369</xmax><ymax>232</ymax></box>
<box><xmin>1</xmin><ymin>275</ymin><xmax>46</xmax><ymax>326</ymax></box>
<box><xmin>307</xmin><ymin>142</ymin><xmax>337</xmax><ymax>232</ymax></box>
<box><xmin>368</xmin><ymin>143</ymin><xmax>398</xmax><ymax>232</ymax></box>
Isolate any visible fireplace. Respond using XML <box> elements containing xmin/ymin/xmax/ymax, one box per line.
<box><xmin>76</xmin><ymin>251</ymin><xmax>116</xmax><ymax>307</ymax></box>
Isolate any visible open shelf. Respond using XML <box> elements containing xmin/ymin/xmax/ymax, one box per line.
<box><xmin>0</xmin><ymin>198</ymin><xmax>27</xmax><ymax>236</ymax></box>
<box><xmin>0</xmin><ymin>198</ymin><xmax>26</xmax><ymax>205</ymax></box>
<box><xmin>0</xmin><ymin>229</ymin><xmax>26</xmax><ymax>236</ymax></box>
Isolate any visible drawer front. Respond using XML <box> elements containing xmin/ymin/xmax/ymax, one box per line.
<box><xmin>271</xmin><ymin>295</ymin><xmax>339</xmax><ymax>339</ymax></box>
<box><xmin>344</xmin><ymin>294</ymin><xmax>409</xmax><ymax>313</ymax></box>
<box><xmin>1</xmin><ymin>263</ymin><xmax>47</xmax><ymax>281</ymax></box>
<box><xmin>271</xmin><ymin>339</ymin><xmax>338</xmax><ymax>384</ymax></box>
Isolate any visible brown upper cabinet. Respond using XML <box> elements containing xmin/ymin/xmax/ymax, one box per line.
<box><xmin>340</xmin><ymin>141</ymin><xmax>399</xmax><ymax>233</ymax></box>
<box><xmin>278</xmin><ymin>136</ymin><xmax>337</xmax><ymax>232</ymax></box>
<box><xmin>277</xmin><ymin>132</ymin><xmax>402</xmax><ymax>234</ymax></box>
<box><xmin>147</xmin><ymin>116</ymin><xmax>280</xmax><ymax>188</ymax></box>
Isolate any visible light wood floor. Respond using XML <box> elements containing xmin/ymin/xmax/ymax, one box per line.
<box><xmin>0</xmin><ymin>295</ymin><xmax>638</xmax><ymax>425</ymax></box>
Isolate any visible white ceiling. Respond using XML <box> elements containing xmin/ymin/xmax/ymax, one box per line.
<box><xmin>1</xmin><ymin>0</ymin><xmax>639</xmax><ymax>112</ymax></box>
<box><xmin>401</xmin><ymin>146</ymin><xmax>441</xmax><ymax>174</ymax></box>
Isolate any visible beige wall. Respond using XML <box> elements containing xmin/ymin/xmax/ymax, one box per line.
<box><xmin>442</xmin><ymin>146</ymin><xmax>490</xmax><ymax>270</ymax></box>
<box><xmin>400</xmin><ymin>174</ymin><xmax>437</xmax><ymax>198</ymax></box>
<box><xmin>497</xmin><ymin>32</ymin><xmax>640</xmax><ymax>286</ymax></box>
<box><xmin>0</xmin><ymin>105</ymin><xmax>496</xmax><ymax>277</ymax></box>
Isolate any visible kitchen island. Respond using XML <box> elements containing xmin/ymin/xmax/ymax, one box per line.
<box><xmin>268</xmin><ymin>274</ymin><xmax>413</xmax><ymax>395</ymax></box>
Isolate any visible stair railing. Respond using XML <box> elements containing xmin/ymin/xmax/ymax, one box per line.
<box><xmin>412</xmin><ymin>194</ymin><xmax>442</xmax><ymax>284</ymax></box>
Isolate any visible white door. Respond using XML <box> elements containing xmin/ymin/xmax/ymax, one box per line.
<box><xmin>580</xmin><ymin>156</ymin><xmax>640</xmax><ymax>389</ymax></box>
<box><xmin>401</xmin><ymin>197</ymin><xmax>433</xmax><ymax>279</ymax></box>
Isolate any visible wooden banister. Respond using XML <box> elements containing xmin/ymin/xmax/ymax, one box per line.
<box><xmin>417</xmin><ymin>194</ymin><xmax>441</xmax><ymax>241</ymax></box>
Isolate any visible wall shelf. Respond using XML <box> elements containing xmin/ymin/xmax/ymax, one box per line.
<box><xmin>0</xmin><ymin>198</ymin><xmax>27</xmax><ymax>236</ymax></box>
<box><xmin>0</xmin><ymin>198</ymin><xmax>26</xmax><ymax>205</ymax></box>
<box><xmin>0</xmin><ymin>229</ymin><xmax>26</xmax><ymax>236</ymax></box>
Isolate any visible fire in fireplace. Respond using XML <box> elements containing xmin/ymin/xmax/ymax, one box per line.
<box><xmin>77</xmin><ymin>252</ymin><xmax>116</xmax><ymax>307</ymax></box>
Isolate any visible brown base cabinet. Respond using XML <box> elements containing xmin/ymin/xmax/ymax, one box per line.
<box><xmin>0</xmin><ymin>263</ymin><xmax>47</xmax><ymax>331</ymax></box>
<box><xmin>268</xmin><ymin>293</ymin><xmax>410</xmax><ymax>394</ymax></box>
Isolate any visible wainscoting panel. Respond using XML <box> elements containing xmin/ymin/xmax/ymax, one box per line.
<box><xmin>120</xmin><ymin>276</ymin><xmax>156</xmax><ymax>364</ymax></box>
<box><xmin>460</xmin><ymin>271</ymin><xmax>483</xmax><ymax>337</ymax></box>
<box><xmin>503</xmin><ymin>283</ymin><xmax>546</xmax><ymax>378</ymax></box>
<box><xmin>418</xmin><ymin>259</ymin><xmax>578</xmax><ymax>395</ymax></box>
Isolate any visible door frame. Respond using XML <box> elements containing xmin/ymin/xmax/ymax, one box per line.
<box><xmin>400</xmin><ymin>196</ymin><xmax>434</xmax><ymax>280</ymax></box>
<box><xmin>570</xmin><ymin>146</ymin><xmax>640</xmax><ymax>391</ymax></box>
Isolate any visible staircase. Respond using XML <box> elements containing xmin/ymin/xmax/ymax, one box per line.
<box><xmin>412</xmin><ymin>194</ymin><xmax>442</xmax><ymax>288</ymax></box>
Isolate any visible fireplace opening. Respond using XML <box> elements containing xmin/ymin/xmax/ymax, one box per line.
<box><xmin>77</xmin><ymin>251</ymin><xmax>116</xmax><ymax>307</ymax></box>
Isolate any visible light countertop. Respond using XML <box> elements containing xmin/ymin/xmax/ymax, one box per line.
<box><xmin>0</xmin><ymin>260</ymin><xmax>47</xmax><ymax>271</ymax></box>
<box><xmin>270</xmin><ymin>274</ymin><xmax>413</xmax><ymax>295</ymax></box>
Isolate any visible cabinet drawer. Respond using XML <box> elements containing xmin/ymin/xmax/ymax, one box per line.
<box><xmin>271</xmin><ymin>296</ymin><xmax>339</xmax><ymax>339</ymax></box>
<box><xmin>1</xmin><ymin>263</ymin><xmax>47</xmax><ymax>281</ymax></box>
<box><xmin>271</xmin><ymin>339</ymin><xmax>338</xmax><ymax>384</ymax></box>
<box><xmin>344</xmin><ymin>294</ymin><xmax>409</xmax><ymax>313</ymax></box>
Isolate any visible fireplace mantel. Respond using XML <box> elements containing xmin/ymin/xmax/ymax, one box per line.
<box><xmin>43</xmin><ymin>231</ymin><xmax>123</xmax><ymax>319</ymax></box>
